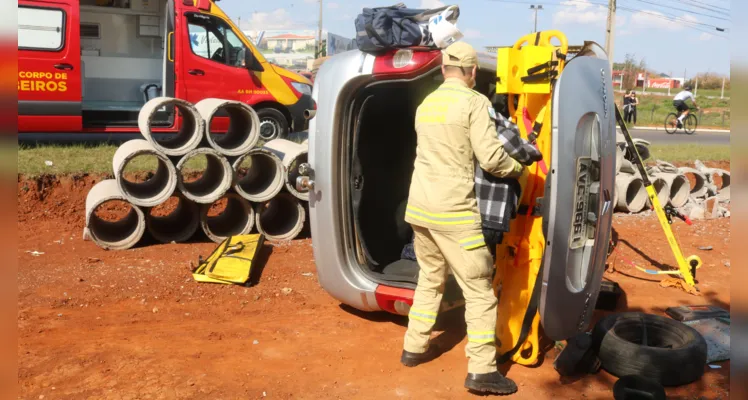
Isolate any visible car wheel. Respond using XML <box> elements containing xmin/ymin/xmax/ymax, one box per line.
<box><xmin>256</xmin><ymin>108</ymin><xmax>289</xmax><ymax>141</ymax></box>
<box><xmin>592</xmin><ymin>312</ymin><xmax>707</xmax><ymax>386</ymax></box>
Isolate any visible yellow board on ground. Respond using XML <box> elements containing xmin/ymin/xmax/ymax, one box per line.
<box><xmin>192</xmin><ymin>234</ymin><xmax>265</xmax><ymax>285</ymax></box>
<box><xmin>493</xmin><ymin>30</ymin><xmax>568</xmax><ymax>366</ymax></box>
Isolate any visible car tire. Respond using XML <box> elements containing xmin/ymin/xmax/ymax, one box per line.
<box><xmin>592</xmin><ymin>312</ymin><xmax>707</xmax><ymax>386</ymax></box>
<box><xmin>613</xmin><ymin>375</ymin><xmax>666</xmax><ymax>400</ymax></box>
<box><xmin>256</xmin><ymin>108</ymin><xmax>289</xmax><ymax>141</ymax></box>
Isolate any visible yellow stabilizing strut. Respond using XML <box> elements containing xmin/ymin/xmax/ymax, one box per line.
<box><xmin>615</xmin><ymin>106</ymin><xmax>702</xmax><ymax>290</ymax></box>
<box><xmin>493</xmin><ymin>30</ymin><xmax>568</xmax><ymax>366</ymax></box>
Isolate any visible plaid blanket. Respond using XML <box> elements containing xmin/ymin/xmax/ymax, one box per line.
<box><xmin>475</xmin><ymin>113</ymin><xmax>542</xmax><ymax>232</ymax></box>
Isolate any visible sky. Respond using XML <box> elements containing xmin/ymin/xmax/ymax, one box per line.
<box><xmin>217</xmin><ymin>0</ymin><xmax>731</xmax><ymax>77</ymax></box>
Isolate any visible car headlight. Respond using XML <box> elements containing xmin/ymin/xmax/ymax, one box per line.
<box><xmin>291</xmin><ymin>82</ymin><xmax>312</xmax><ymax>96</ymax></box>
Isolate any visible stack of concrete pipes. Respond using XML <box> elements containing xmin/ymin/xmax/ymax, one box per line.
<box><xmin>613</xmin><ymin>135</ymin><xmax>730</xmax><ymax>217</ymax></box>
<box><xmin>84</xmin><ymin>97</ymin><xmax>310</xmax><ymax>250</ymax></box>
<box><xmin>613</xmin><ymin>140</ymin><xmax>675</xmax><ymax>214</ymax></box>
<box><xmin>676</xmin><ymin>160</ymin><xmax>731</xmax><ymax>220</ymax></box>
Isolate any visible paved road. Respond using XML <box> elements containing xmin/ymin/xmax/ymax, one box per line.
<box><xmin>625</xmin><ymin>128</ymin><xmax>730</xmax><ymax>145</ymax></box>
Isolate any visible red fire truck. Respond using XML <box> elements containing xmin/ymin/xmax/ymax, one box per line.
<box><xmin>18</xmin><ymin>0</ymin><xmax>315</xmax><ymax>140</ymax></box>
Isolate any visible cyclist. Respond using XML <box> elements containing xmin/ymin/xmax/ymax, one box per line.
<box><xmin>671</xmin><ymin>85</ymin><xmax>699</xmax><ymax>127</ymax></box>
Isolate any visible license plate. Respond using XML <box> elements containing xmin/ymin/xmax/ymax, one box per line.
<box><xmin>570</xmin><ymin>157</ymin><xmax>592</xmax><ymax>249</ymax></box>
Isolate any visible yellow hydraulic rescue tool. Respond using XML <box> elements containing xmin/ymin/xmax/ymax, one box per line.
<box><xmin>493</xmin><ymin>30</ymin><xmax>568</xmax><ymax>366</ymax></box>
<box><xmin>615</xmin><ymin>107</ymin><xmax>702</xmax><ymax>290</ymax></box>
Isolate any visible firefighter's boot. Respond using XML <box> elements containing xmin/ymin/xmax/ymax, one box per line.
<box><xmin>464</xmin><ymin>371</ymin><xmax>518</xmax><ymax>395</ymax></box>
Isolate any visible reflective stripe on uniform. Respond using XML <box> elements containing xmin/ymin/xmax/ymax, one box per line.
<box><xmin>467</xmin><ymin>330</ymin><xmax>496</xmax><ymax>343</ymax></box>
<box><xmin>405</xmin><ymin>205</ymin><xmax>477</xmax><ymax>226</ymax></box>
<box><xmin>458</xmin><ymin>234</ymin><xmax>486</xmax><ymax>250</ymax></box>
<box><xmin>409</xmin><ymin>308</ymin><xmax>437</xmax><ymax>322</ymax></box>
<box><xmin>416</xmin><ymin>85</ymin><xmax>473</xmax><ymax>124</ymax></box>
<box><xmin>417</xmin><ymin>103</ymin><xmax>450</xmax><ymax>124</ymax></box>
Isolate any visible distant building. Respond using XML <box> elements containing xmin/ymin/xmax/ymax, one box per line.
<box><xmin>266</xmin><ymin>33</ymin><xmax>316</xmax><ymax>52</ymax></box>
<box><xmin>611</xmin><ymin>70</ymin><xmax>684</xmax><ymax>89</ymax></box>
<box><xmin>637</xmin><ymin>73</ymin><xmax>684</xmax><ymax>89</ymax></box>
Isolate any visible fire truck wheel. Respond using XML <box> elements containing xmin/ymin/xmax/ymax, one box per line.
<box><xmin>257</xmin><ymin>108</ymin><xmax>289</xmax><ymax>141</ymax></box>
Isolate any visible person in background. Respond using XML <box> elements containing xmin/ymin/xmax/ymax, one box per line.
<box><xmin>671</xmin><ymin>85</ymin><xmax>699</xmax><ymax>128</ymax></box>
<box><xmin>625</xmin><ymin>91</ymin><xmax>638</xmax><ymax>125</ymax></box>
<box><xmin>622</xmin><ymin>90</ymin><xmax>631</xmax><ymax>122</ymax></box>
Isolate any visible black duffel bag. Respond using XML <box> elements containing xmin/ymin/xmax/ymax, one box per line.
<box><xmin>354</xmin><ymin>3</ymin><xmax>455</xmax><ymax>54</ymax></box>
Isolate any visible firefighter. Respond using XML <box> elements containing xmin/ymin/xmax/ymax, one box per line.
<box><xmin>401</xmin><ymin>42</ymin><xmax>524</xmax><ymax>395</ymax></box>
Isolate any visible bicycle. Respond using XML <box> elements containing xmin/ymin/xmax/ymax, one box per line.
<box><xmin>664</xmin><ymin>107</ymin><xmax>698</xmax><ymax>135</ymax></box>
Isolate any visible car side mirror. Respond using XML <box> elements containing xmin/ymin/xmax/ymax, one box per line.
<box><xmin>245</xmin><ymin>50</ymin><xmax>264</xmax><ymax>72</ymax></box>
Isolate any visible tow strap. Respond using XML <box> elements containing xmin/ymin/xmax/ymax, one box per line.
<box><xmin>521</xmin><ymin>105</ymin><xmax>550</xmax><ymax>175</ymax></box>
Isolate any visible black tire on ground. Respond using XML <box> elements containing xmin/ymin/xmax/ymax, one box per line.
<box><xmin>684</xmin><ymin>113</ymin><xmax>698</xmax><ymax>135</ymax></box>
<box><xmin>664</xmin><ymin>113</ymin><xmax>678</xmax><ymax>134</ymax></box>
<box><xmin>613</xmin><ymin>375</ymin><xmax>666</xmax><ymax>400</ymax></box>
<box><xmin>256</xmin><ymin>108</ymin><xmax>289</xmax><ymax>141</ymax></box>
<box><xmin>591</xmin><ymin>312</ymin><xmax>707</xmax><ymax>386</ymax></box>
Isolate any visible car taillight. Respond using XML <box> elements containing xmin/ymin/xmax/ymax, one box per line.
<box><xmin>374</xmin><ymin>285</ymin><xmax>415</xmax><ymax>316</ymax></box>
<box><xmin>372</xmin><ymin>49</ymin><xmax>442</xmax><ymax>79</ymax></box>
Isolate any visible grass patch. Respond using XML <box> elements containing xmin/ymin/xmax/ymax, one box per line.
<box><xmin>19</xmin><ymin>144</ymin><xmax>120</xmax><ymax>177</ymax></box>
<box><xmin>643</xmin><ymin>87</ymin><xmax>729</xmax><ymax>98</ymax></box>
<box><xmin>16</xmin><ymin>135</ymin><xmax>310</xmax><ymax>177</ymax></box>
<box><xmin>18</xmin><ymin>143</ymin><xmax>208</xmax><ymax>177</ymax></box>
<box><xmin>647</xmin><ymin>144</ymin><xmax>730</xmax><ymax>163</ymax></box>
<box><xmin>615</xmin><ymin>93</ymin><xmax>730</xmax><ymax>129</ymax></box>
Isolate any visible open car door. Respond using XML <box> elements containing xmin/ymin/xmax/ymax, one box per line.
<box><xmin>540</xmin><ymin>44</ymin><xmax>615</xmax><ymax>340</ymax></box>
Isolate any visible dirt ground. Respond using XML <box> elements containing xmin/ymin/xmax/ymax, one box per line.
<box><xmin>18</xmin><ymin>168</ymin><xmax>730</xmax><ymax>400</ymax></box>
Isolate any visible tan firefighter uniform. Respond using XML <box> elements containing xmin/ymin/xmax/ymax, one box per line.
<box><xmin>403</xmin><ymin>42</ymin><xmax>524</xmax><ymax>375</ymax></box>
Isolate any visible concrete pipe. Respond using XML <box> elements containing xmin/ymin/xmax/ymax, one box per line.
<box><xmin>655</xmin><ymin>160</ymin><xmax>678</xmax><ymax>174</ymax></box>
<box><xmin>615</xmin><ymin>146</ymin><xmax>624</xmax><ymax>175</ymax></box>
<box><xmin>146</xmin><ymin>193</ymin><xmax>200</xmax><ymax>243</ymax></box>
<box><xmin>200</xmin><ymin>193</ymin><xmax>255</xmax><ymax>244</ymax></box>
<box><xmin>138</xmin><ymin>97</ymin><xmax>204</xmax><ymax>156</ymax></box>
<box><xmin>195</xmin><ymin>98</ymin><xmax>260</xmax><ymax>157</ymax></box>
<box><xmin>255</xmin><ymin>192</ymin><xmax>306</xmax><ymax>241</ymax></box>
<box><xmin>112</xmin><ymin>139</ymin><xmax>177</xmax><ymax>207</ymax></box>
<box><xmin>612</xmin><ymin>186</ymin><xmax>619</xmax><ymax>213</ymax></box>
<box><xmin>263</xmin><ymin>139</ymin><xmax>309</xmax><ymax>201</ymax></box>
<box><xmin>632</xmin><ymin>138</ymin><xmax>651</xmax><ymax>161</ymax></box>
<box><xmin>233</xmin><ymin>149</ymin><xmax>284</xmax><ymax>202</ymax></box>
<box><xmin>709</xmin><ymin>169</ymin><xmax>730</xmax><ymax>202</ymax></box>
<box><xmin>634</xmin><ymin>143</ymin><xmax>650</xmax><ymax>161</ymax></box>
<box><xmin>653</xmin><ymin>173</ymin><xmax>689</xmax><ymax>208</ymax></box>
<box><xmin>84</xmin><ymin>179</ymin><xmax>146</xmax><ymax>250</ymax></box>
<box><xmin>678</xmin><ymin>167</ymin><xmax>709</xmax><ymax>198</ymax></box>
<box><xmin>619</xmin><ymin>159</ymin><xmax>637</xmax><ymax>175</ymax></box>
<box><xmin>648</xmin><ymin>175</ymin><xmax>671</xmax><ymax>208</ymax></box>
<box><xmin>615</xmin><ymin>173</ymin><xmax>648</xmax><ymax>213</ymax></box>
<box><xmin>176</xmin><ymin>148</ymin><xmax>233</xmax><ymax>204</ymax></box>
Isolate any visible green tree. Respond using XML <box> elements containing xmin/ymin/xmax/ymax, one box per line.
<box><xmin>685</xmin><ymin>72</ymin><xmax>730</xmax><ymax>90</ymax></box>
<box><xmin>617</xmin><ymin>53</ymin><xmax>648</xmax><ymax>91</ymax></box>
